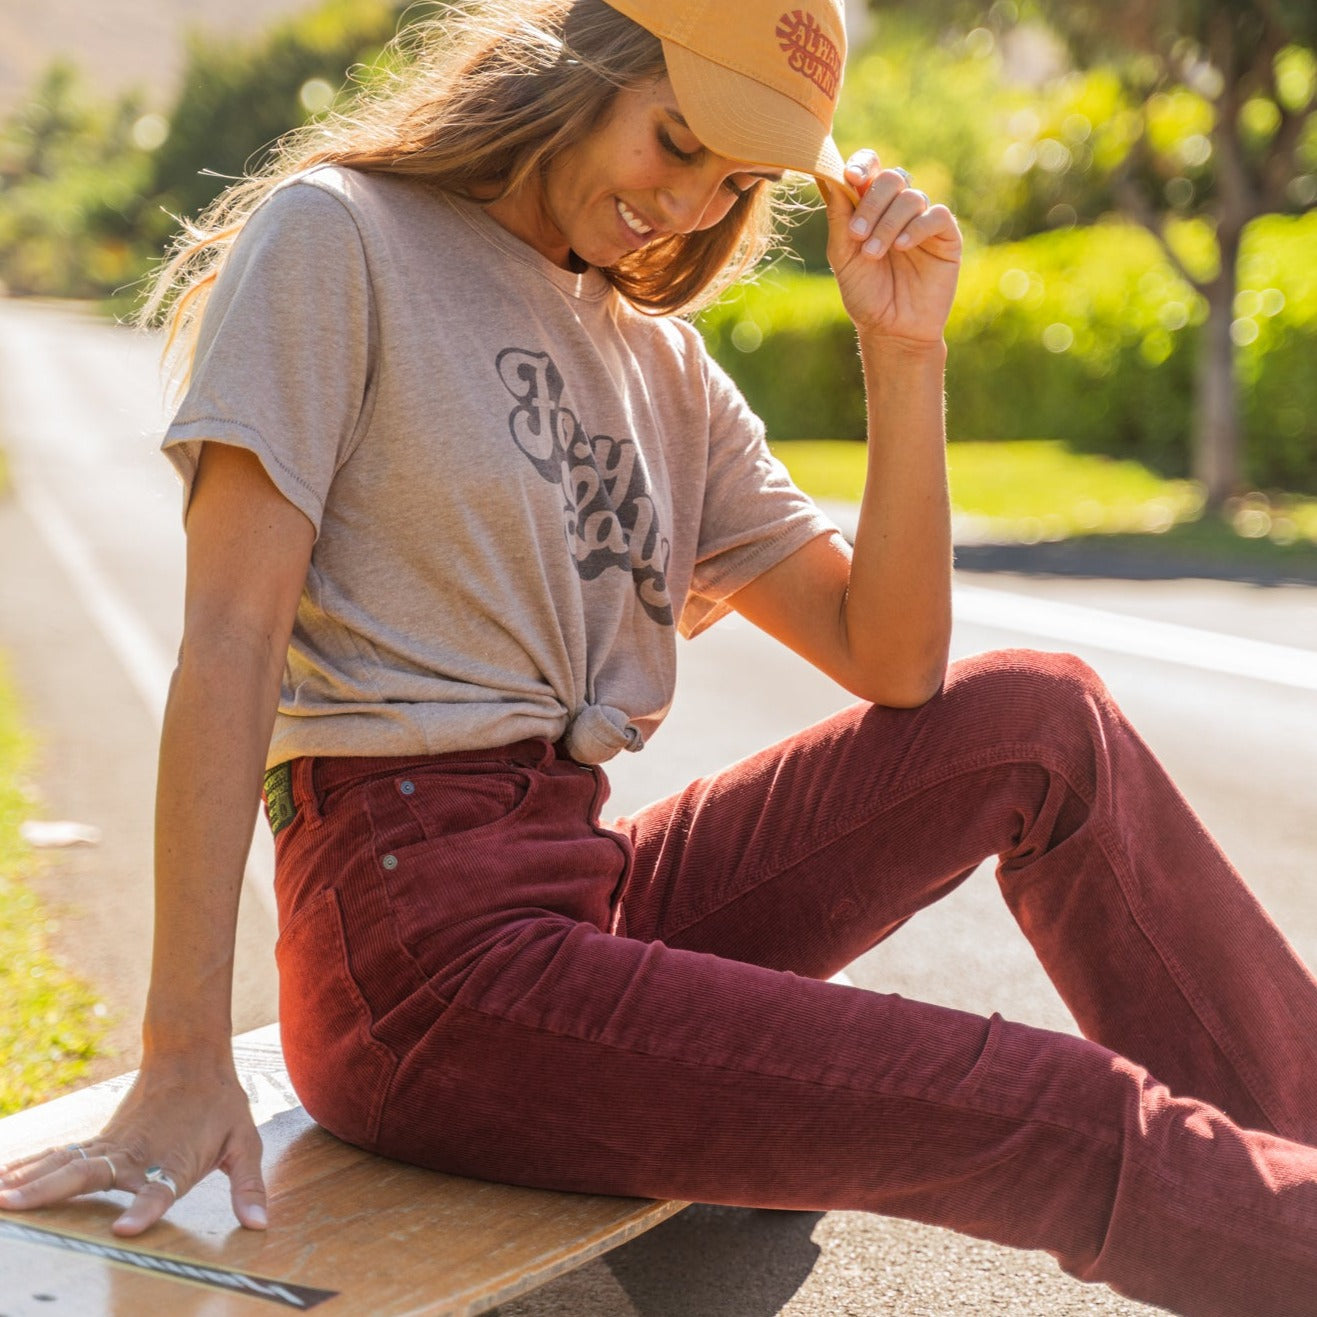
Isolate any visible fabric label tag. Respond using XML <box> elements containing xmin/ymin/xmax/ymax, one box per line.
<box><xmin>263</xmin><ymin>762</ymin><xmax>297</xmax><ymax>838</ymax></box>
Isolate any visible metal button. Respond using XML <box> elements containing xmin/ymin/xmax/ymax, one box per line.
<box><xmin>381</xmin><ymin>854</ymin><xmax>399</xmax><ymax>871</ymax></box>
<box><xmin>399</xmin><ymin>780</ymin><xmax>416</xmax><ymax>795</ymax></box>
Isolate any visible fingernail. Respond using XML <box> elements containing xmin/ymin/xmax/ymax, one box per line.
<box><xmin>247</xmin><ymin>1204</ymin><xmax>268</xmax><ymax>1228</ymax></box>
<box><xmin>849</xmin><ymin>217</ymin><xmax>868</xmax><ymax>238</ymax></box>
<box><xmin>894</xmin><ymin>233</ymin><xmax>912</xmax><ymax>248</ymax></box>
<box><xmin>864</xmin><ymin>239</ymin><xmax>885</xmax><ymax>257</ymax></box>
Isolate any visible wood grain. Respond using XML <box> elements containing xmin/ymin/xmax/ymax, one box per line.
<box><xmin>0</xmin><ymin>1025</ymin><xmax>685</xmax><ymax>1315</ymax></box>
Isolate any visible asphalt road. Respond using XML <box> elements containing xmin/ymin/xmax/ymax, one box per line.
<box><xmin>2</xmin><ymin>298</ymin><xmax>1314</xmax><ymax>1315</ymax></box>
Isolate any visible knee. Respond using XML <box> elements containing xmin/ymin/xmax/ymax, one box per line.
<box><xmin>942</xmin><ymin>648</ymin><xmax>1113</xmax><ymax>751</ymax></box>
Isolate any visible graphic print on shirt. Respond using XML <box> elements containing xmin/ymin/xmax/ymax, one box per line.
<box><xmin>497</xmin><ymin>347</ymin><xmax>674</xmax><ymax>627</ymax></box>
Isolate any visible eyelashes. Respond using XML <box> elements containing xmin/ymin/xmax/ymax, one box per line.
<box><xmin>657</xmin><ymin>128</ymin><xmax>699</xmax><ymax>164</ymax></box>
<box><xmin>657</xmin><ymin>130</ymin><xmax>757</xmax><ymax>199</ymax></box>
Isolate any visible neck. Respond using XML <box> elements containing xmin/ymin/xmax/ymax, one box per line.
<box><xmin>483</xmin><ymin>179</ymin><xmax>573</xmax><ymax>270</ymax></box>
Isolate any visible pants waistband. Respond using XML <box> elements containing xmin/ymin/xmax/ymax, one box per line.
<box><xmin>265</xmin><ymin>739</ymin><xmax>565</xmax><ymax>814</ymax></box>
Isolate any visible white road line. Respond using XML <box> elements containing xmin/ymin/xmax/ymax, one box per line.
<box><xmin>954</xmin><ymin>583</ymin><xmax>1317</xmax><ymax>692</ymax></box>
<box><xmin>15</xmin><ymin>467</ymin><xmax>278</xmax><ymax>921</ymax></box>
<box><xmin>17</xmin><ymin>473</ymin><xmax>173</xmax><ymax>722</ymax></box>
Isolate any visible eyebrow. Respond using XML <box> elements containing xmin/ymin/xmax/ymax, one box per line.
<box><xmin>664</xmin><ymin>108</ymin><xmax>785</xmax><ymax>181</ymax></box>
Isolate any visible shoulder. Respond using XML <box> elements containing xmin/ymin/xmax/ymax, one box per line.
<box><xmin>247</xmin><ymin>166</ymin><xmax>460</xmax><ymax>257</ymax></box>
<box><xmin>615</xmin><ymin>304</ymin><xmax>713</xmax><ymax>377</ymax></box>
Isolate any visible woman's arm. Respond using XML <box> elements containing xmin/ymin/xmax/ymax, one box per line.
<box><xmin>0</xmin><ymin>443</ymin><xmax>314</xmax><ymax>1235</ymax></box>
<box><xmin>729</xmin><ymin>153</ymin><xmax>962</xmax><ymax>707</ymax></box>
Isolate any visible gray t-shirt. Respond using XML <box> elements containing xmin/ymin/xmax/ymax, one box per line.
<box><xmin>163</xmin><ymin>166</ymin><xmax>837</xmax><ymax>766</ymax></box>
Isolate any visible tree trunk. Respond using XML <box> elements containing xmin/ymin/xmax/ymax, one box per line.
<box><xmin>1191</xmin><ymin>223</ymin><xmax>1244</xmax><ymax>510</ymax></box>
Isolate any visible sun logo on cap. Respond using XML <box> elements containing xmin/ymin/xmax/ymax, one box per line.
<box><xmin>776</xmin><ymin>10</ymin><xmax>842</xmax><ymax>101</ymax></box>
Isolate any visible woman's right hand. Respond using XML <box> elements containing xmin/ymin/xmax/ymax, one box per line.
<box><xmin>0</xmin><ymin>1053</ymin><xmax>267</xmax><ymax>1236</ymax></box>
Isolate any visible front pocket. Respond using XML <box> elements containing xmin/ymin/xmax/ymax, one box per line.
<box><xmin>361</xmin><ymin>767</ymin><xmax>542</xmax><ymax>966</ymax></box>
<box><xmin>364</xmin><ymin>765</ymin><xmax>536</xmax><ymax>853</ymax></box>
<box><xmin>275</xmin><ymin>887</ymin><xmax>397</xmax><ymax>1149</ymax></box>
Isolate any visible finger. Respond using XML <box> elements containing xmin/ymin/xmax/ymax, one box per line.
<box><xmin>890</xmin><ymin>204</ymin><xmax>961</xmax><ymax>254</ymax></box>
<box><xmin>0</xmin><ymin>1152</ymin><xmax>111</xmax><ymax>1209</ymax></box>
<box><xmin>224</xmin><ymin>1128</ymin><xmax>268</xmax><ymax>1230</ymax></box>
<box><xmin>0</xmin><ymin>1143</ymin><xmax>100</xmax><ymax>1196</ymax></box>
<box><xmin>844</xmin><ymin>149</ymin><xmax>880</xmax><ymax>190</ymax></box>
<box><xmin>858</xmin><ymin>187</ymin><xmax>931</xmax><ymax>259</ymax></box>
<box><xmin>845</xmin><ymin>167</ymin><xmax>916</xmax><ymax>245</ymax></box>
<box><xmin>0</xmin><ymin>1145</ymin><xmax>83</xmax><ymax>1185</ymax></box>
<box><xmin>825</xmin><ymin>150</ymin><xmax>879</xmax><ymax>219</ymax></box>
<box><xmin>113</xmin><ymin>1165</ymin><xmax>183</xmax><ymax>1238</ymax></box>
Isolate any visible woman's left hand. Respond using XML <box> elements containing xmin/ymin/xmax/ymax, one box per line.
<box><xmin>825</xmin><ymin>150</ymin><xmax>963</xmax><ymax>344</ymax></box>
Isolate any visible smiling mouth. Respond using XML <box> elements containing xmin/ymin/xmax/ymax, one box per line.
<box><xmin>616</xmin><ymin>199</ymin><xmax>656</xmax><ymax>239</ymax></box>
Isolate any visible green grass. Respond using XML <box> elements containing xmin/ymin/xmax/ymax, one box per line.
<box><xmin>771</xmin><ymin>438</ymin><xmax>1317</xmax><ymax>555</ymax></box>
<box><xmin>0</xmin><ymin>656</ymin><xmax>104</xmax><ymax>1115</ymax></box>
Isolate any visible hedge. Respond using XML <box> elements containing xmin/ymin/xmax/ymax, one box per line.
<box><xmin>698</xmin><ymin>213</ymin><xmax>1317</xmax><ymax>492</ymax></box>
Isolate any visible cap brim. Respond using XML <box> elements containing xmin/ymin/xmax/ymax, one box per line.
<box><xmin>662</xmin><ymin>41</ymin><xmax>859</xmax><ymax>205</ymax></box>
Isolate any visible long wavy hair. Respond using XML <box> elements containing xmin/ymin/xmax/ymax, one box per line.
<box><xmin>143</xmin><ymin>0</ymin><xmax>787</xmax><ymax>378</ymax></box>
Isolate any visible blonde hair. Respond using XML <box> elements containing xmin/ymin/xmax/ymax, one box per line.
<box><xmin>143</xmin><ymin>0</ymin><xmax>785</xmax><ymax>377</ymax></box>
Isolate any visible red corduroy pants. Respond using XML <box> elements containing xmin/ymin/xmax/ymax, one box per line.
<box><xmin>270</xmin><ymin>649</ymin><xmax>1317</xmax><ymax>1315</ymax></box>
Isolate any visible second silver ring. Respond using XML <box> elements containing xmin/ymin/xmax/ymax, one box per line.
<box><xmin>144</xmin><ymin>1165</ymin><xmax>179</xmax><ymax>1198</ymax></box>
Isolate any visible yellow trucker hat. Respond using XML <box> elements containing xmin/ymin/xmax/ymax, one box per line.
<box><xmin>604</xmin><ymin>0</ymin><xmax>857</xmax><ymax>202</ymax></box>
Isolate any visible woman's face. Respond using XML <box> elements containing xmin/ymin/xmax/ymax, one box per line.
<box><xmin>487</xmin><ymin>76</ymin><xmax>782</xmax><ymax>270</ymax></box>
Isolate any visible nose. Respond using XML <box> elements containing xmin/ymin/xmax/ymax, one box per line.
<box><xmin>658</xmin><ymin>170</ymin><xmax>736</xmax><ymax>234</ymax></box>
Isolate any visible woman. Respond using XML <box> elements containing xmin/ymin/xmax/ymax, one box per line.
<box><xmin>4</xmin><ymin>1</ymin><xmax>1317</xmax><ymax>1311</ymax></box>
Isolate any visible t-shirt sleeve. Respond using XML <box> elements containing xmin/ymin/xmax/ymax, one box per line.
<box><xmin>680</xmin><ymin>345</ymin><xmax>840</xmax><ymax>639</ymax></box>
<box><xmin>160</xmin><ymin>177</ymin><xmax>375</xmax><ymax>533</ymax></box>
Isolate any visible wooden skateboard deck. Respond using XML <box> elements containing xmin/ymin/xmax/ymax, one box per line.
<box><xmin>0</xmin><ymin>1025</ymin><xmax>686</xmax><ymax>1315</ymax></box>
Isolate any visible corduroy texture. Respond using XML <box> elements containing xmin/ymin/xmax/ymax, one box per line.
<box><xmin>271</xmin><ymin>648</ymin><xmax>1317</xmax><ymax>1316</ymax></box>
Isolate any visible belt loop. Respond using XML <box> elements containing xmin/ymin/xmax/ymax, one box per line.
<box><xmin>292</xmin><ymin>758</ymin><xmax>324</xmax><ymax>826</ymax></box>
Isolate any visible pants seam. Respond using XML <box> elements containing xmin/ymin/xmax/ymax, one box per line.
<box><xmin>1088</xmin><ymin>808</ymin><xmax>1283</xmax><ymax>1132</ymax></box>
<box><xmin>451</xmin><ymin>998</ymin><xmax>1124</xmax><ymax>1151</ymax></box>
<box><xmin>659</xmin><ymin>740</ymin><xmax>1093</xmax><ymax>944</ymax></box>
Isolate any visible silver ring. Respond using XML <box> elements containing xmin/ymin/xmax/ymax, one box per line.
<box><xmin>892</xmin><ymin>166</ymin><xmax>913</xmax><ymax>184</ymax></box>
<box><xmin>144</xmin><ymin>1165</ymin><xmax>178</xmax><ymax>1198</ymax></box>
<box><xmin>66</xmin><ymin>1144</ymin><xmax>90</xmax><ymax>1162</ymax></box>
<box><xmin>99</xmin><ymin>1155</ymin><xmax>117</xmax><ymax>1190</ymax></box>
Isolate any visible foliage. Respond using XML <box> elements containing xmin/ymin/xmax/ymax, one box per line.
<box><xmin>772</xmin><ymin>437</ymin><xmax>1204</xmax><ymax>534</ymax></box>
<box><xmin>701</xmin><ymin>273</ymin><xmax>867</xmax><ymax>440</ymax></box>
<box><xmin>0</xmin><ymin>656</ymin><xmax>104</xmax><ymax>1115</ymax></box>
<box><xmin>700</xmin><ymin>214</ymin><xmax>1317</xmax><ymax>490</ymax></box>
<box><xmin>771</xmin><ymin>438</ymin><xmax>1317</xmax><ymax>562</ymax></box>
<box><xmin>148</xmin><ymin>0</ymin><xmax>403</xmax><ymax>227</ymax></box>
<box><xmin>863</xmin><ymin>0</ymin><xmax>1317</xmax><ymax>504</ymax></box>
<box><xmin>0</xmin><ymin>0</ymin><xmax>405</xmax><ymax>301</ymax></box>
<box><xmin>0</xmin><ymin>64</ymin><xmax>160</xmax><ymax>298</ymax></box>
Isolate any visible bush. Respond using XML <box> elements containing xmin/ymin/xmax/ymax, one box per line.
<box><xmin>699</xmin><ymin>214</ymin><xmax>1317</xmax><ymax>491</ymax></box>
<box><xmin>0</xmin><ymin>65</ymin><xmax>161</xmax><ymax>299</ymax></box>
<box><xmin>148</xmin><ymin>0</ymin><xmax>402</xmax><ymax>225</ymax></box>
<box><xmin>0</xmin><ymin>0</ymin><xmax>404</xmax><ymax>301</ymax></box>
<box><xmin>698</xmin><ymin>273</ymin><xmax>867</xmax><ymax>440</ymax></box>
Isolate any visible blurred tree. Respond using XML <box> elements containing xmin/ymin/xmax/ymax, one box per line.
<box><xmin>0</xmin><ymin>65</ymin><xmax>157</xmax><ymax>298</ymax></box>
<box><xmin>0</xmin><ymin>0</ymin><xmax>408</xmax><ymax>303</ymax></box>
<box><xmin>148</xmin><ymin>0</ymin><xmax>404</xmax><ymax>223</ymax></box>
<box><xmin>870</xmin><ymin>0</ymin><xmax>1317</xmax><ymax>507</ymax></box>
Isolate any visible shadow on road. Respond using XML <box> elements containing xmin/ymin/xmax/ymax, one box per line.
<box><xmin>955</xmin><ymin>536</ymin><xmax>1317</xmax><ymax>587</ymax></box>
<box><xmin>494</xmin><ymin>1204</ymin><xmax>825</xmax><ymax>1316</ymax></box>
<box><xmin>606</xmin><ymin>1207</ymin><xmax>824</xmax><ymax>1316</ymax></box>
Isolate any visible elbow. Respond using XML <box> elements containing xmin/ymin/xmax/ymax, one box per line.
<box><xmin>864</xmin><ymin>671</ymin><xmax>945</xmax><ymax>709</ymax></box>
<box><xmin>847</xmin><ymin>648</ymin><xmax>948</xmax><ymax>709</ymax></box>
<box><xmin>874</xmin><ymin>674</ymin><xmax>944</xmax><ymax>708</ymax></box>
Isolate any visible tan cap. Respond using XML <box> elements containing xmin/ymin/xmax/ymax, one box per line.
<box><xmin>605</xmin><ymin>0</ymin><xmax>857</xmax><ymax>202</ymax></box>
